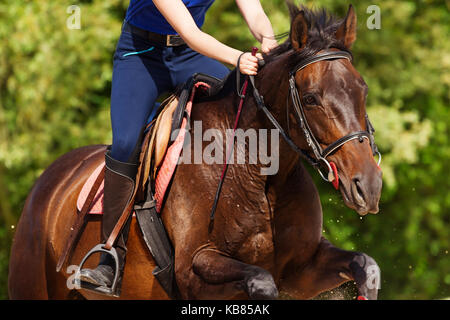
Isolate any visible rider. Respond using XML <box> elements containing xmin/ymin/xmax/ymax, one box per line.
<box><xmin>79</xmin><ymin>0</ymin><xmax>277</xmax><ymax>291</ymax></box>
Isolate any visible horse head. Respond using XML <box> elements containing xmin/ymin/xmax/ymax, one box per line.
<box><xmin>262</xmin><ymin>4</ymin><xmax>382</xmax><ymax>215</ymax></box>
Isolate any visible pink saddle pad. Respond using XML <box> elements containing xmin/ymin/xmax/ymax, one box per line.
<box><xmin>76</xmin><ymin>163</ymin><xmax>104</xmax><ymax>214</ymax></box>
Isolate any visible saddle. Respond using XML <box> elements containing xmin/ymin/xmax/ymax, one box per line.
<box><xmin>58</xmin><ymin>72</ymin><xmax>226</xmax><ymax>298</ymax></box>
<box><xmin>75</xmin><ymin>73</ymin><xmax>223</xmax><ymax>215</ymax></box>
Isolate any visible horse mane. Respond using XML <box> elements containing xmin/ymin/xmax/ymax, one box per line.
<box><xmin>263</xmin><ymin>3</ymin><xmax>352</xmax><ymax>69</ymax></box>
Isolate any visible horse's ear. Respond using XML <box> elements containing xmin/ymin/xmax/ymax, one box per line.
<box><xmin>336</xmin><ymin>5</ymin><xmax>357</xmax><ymax>49</ymax></box>
<box><xmin>290</xmin><ymin>11</ymin><xmax>308</xmax><ymax>52</ymax></box>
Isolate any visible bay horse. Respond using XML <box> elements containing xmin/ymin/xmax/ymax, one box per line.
<box><xmin>8</xmin><ymin>4</ymin><xmax>383</xmax><ymax>300</ymax></box>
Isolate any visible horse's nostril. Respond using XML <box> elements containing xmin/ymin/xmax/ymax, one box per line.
<box><xmin>351</xmin><ymin>178</ymin><xmax>367</xmax><ymax>210</ymax></box>
<box><xmin>355</xmin><ymin>179</ymin><xmax>365</xmax><ymax>200</ymax></box>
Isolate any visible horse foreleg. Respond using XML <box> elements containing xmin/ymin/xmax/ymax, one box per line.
<box><xmin>281</xmin><ymin>237</ymin><xmax>380</xmax><ymax>300</ymax></box>
<box><xmin>190</xmin><ymin>249</ymin><xmax>279</xmax><ymax>300</ymax></box>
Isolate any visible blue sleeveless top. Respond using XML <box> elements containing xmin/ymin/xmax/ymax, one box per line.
<box><xmin>125</xmin><ymin>0</ymin><xmax>215</xmax><ymax>35</ymax></box>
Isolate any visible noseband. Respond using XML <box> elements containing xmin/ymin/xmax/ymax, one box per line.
<box><xmin>249</xmin><ymin>50</ymin><xmax>381</xmax><ymax>189</ymax></box>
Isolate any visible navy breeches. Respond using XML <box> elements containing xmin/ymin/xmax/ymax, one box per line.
<box><xmin>110</xmin><ymin>24</ymin><xmax>230</xmax><ymax>162</ymax></box>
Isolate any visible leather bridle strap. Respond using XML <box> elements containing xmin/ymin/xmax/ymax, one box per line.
<box><xmin>249</xmin><ymin>75</ymin><xmax>319</xmax><ymax>168</ymax></box>
<box><xmin>321</xmin><ymin>131</ymin><xmax>370</xmax><ymax>158</ymax></box>
<box><xmin>289</xmin><ymin>51</ymin><xmax>354</xmax><ymax>77</ymax></box>
<box><xmin>236</xmin><ymin>53</ymin><xmax>247</xmax><ymax>98</ymax></box>
<box><xmin>288</xmin><ymin>51</ymin><xmax>355</xmax><ymax>162</ymax></box>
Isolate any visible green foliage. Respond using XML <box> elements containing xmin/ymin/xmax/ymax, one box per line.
<box><xmin>0</xmin><ymin>0</ymin><xmax>448</xmax><ymax>299</ymax></box>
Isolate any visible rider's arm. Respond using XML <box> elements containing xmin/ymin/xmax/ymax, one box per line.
<box><xmin>235</xmin><ymin>0</ymin><xmax>278</xmax><ymax>53</ymax></box>
<box><xmin>152</xmin><ymin>0</ymin><xmax>259</xmax><ymax>75</ymax></box>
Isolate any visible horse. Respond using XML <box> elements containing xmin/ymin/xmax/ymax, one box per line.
<box><xmin>8</xmin><ymin>4</ymin><xmax>383</xmax><ymax>300</ymax></box>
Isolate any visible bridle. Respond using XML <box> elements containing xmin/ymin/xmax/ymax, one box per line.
<box><xmin>249</xmin><ymin>50</ymin><xmax>381</xmax><ymax>189</ymax></box>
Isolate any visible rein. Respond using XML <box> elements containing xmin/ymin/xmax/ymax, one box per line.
<box><xmin>208</xmin><ymin>48</ymin><xmax>259</xmax><ymax>233</ymax></box>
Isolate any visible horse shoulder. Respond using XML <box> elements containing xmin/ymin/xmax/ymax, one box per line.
<box><xmin>271</xmin><ymin>163</ymin><xmax>323</xmax><ymax>275</ymax></box>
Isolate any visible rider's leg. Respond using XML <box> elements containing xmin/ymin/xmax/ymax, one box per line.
<box><xmin>80</xmin><ymin>35</ymin><xmax>228</xmax><ymax>290</ymax></box>
<box><xmin>79</xmin><ymin>30</ymin><xmax>171</xmax><ymax>289</ymax></box>
<box><xmin>79</xmin><ymin>148</ymin><xmax>139</xmax><ymax>288</ymax></box>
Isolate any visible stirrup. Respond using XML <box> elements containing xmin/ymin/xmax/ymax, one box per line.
<box><xmin>75</xmin><ymin>244</ymin><xmax>121</xmax><ymax>297</ymax></box>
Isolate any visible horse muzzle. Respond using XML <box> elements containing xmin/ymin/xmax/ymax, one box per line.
<box><xmin>339</xmin><ymin>166</ymin><xmax>383</xmax><ymax>216</ymax></box>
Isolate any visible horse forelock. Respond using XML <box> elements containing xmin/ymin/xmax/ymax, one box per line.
<box><xmin>263</xmin><ymin>3</ymin><xmax>352</xmax><ymax>72</ymax></box>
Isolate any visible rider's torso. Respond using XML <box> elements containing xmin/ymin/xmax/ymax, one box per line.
<box><xmin>125</xmin><ymin>0</ymin><xmax>215</xmax><ymax>35</ymax></box>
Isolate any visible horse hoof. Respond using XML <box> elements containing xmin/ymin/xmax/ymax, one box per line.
<box><xmin>246</xmin><ymin>271</ymin><xmax>279</xmax><ymax>300</ymax></box>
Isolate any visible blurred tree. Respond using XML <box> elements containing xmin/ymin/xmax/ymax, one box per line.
<box><xmin>0</xmin><ymin>0</ymin><xmax>448</xmax><ymax>299</ymax></box>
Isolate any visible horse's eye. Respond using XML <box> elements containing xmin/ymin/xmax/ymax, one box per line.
<box><xmin>303</xmin><ymin>94</ymin><xmax>318</xmax><ymax>106</ymax></box>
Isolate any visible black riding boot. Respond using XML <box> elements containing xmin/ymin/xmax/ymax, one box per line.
<box><xmin>79</xmin><ymin>150</ymin><xmax>138</xmax><ymax>290</ymax></box>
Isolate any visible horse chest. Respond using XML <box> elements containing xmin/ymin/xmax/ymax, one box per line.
<box><xmin>222</xmin><ymin>189</ymin><xmax>275</xmax><ymax>267</ymax></box>
<box><xmin>219</xmin><ymin>209</ymin><xmax>275</xmax><ymax>268</ymax></box>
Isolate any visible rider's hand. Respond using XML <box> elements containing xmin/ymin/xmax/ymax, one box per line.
<box><xmin>239</xmin><ymin>52</ymin><xmax>264</xmax><ymax>76</ymax></box>
<box><xmin>261</xmin><ymin>37</ymin><xmax>278</xmax><ymax>54</ymax></box>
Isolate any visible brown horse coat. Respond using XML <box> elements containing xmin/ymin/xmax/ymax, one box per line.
<box><xmin>9</xmin><ymin>4</ymin><xmax>382</xmax><ymax>300</ymax></box>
